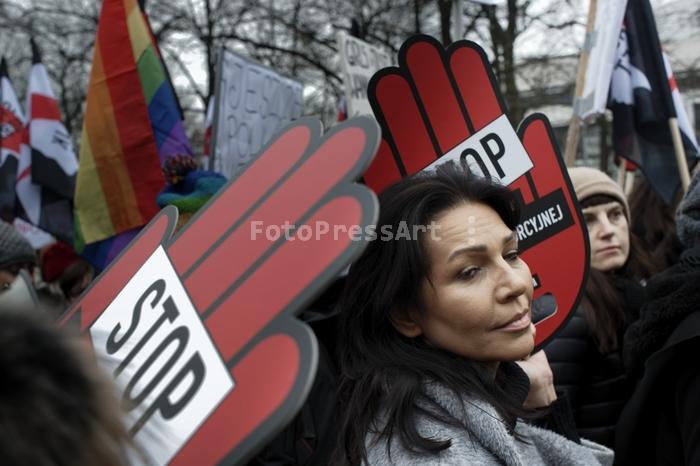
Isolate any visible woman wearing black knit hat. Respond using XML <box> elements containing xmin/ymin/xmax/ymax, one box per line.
<box><xmin>614</xmin><ymin>171</ymin><xmax>700</xmax><ymax>465</ymax></box>
<box><xmin>544</xmin><ymin>167</ymin><xmax>655</xmax><ymax>448</ymax></box>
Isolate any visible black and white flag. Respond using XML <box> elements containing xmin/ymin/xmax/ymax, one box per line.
<box><xmin>608</xmin><ymin>0</ymin><xmax>699</xmax><ymax>204</ymax></box>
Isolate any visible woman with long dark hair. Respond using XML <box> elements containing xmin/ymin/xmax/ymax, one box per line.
<box><xmin>627</xmin><ymin>176</ymin><xmax>684</xmax><ymax>272</ymax></box>
<box><xmin>544</xmin><ymin>167</ymin><xmax>655</xmax><ymax>448</ymax></box>
<box><xmin>335</xmin><ymin>163</ymin><xmax>612</xmax><ymax>465</ymax></box>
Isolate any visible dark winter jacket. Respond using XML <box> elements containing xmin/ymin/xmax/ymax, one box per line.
<box><xmin>544</xmin><ymin>277</ymin><xmax>643</xmax><ymax>447</ymax></box>
<box><xmin>615</xmin><ymin>247</ymin><xmax>700</xmax><ymax>465</ymax></box>
<box><xmin>246</xmin><ymin>279</ymin><xmax>345</xmax><ymax>466</ymax></box>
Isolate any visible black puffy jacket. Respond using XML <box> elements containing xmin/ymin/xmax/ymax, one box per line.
<box><xmin>544</xmin><ymin>278</ymin><xmax>643</xmax><ymax>447</ymax></box>
<box><xmin>615</xmin><ymin>248</ymin><xmax>700</xmax><ymax>465</ymax></box>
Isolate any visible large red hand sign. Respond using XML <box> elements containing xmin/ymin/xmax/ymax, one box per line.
<box><xmin>365</xmin><ymin>35</ymin><xmax>589</xmax><ymax>349</ymax></box>
<box><xmin>61</xmin><ymin>117</ymin><xmax>379</xmax><ymax>465</ymax></box>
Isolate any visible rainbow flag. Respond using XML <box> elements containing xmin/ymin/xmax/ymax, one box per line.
<box><xmin>75</xmin><ymin>0</ymin><xmax>192</xmax><ymax>249</ymax></box>
<box><xmin>78</xmin><ymin>225</ymin><xmax>139</xmax><ymax>272</ymax></box>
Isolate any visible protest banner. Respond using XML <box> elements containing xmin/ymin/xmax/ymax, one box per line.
<box><xmin>210</xmin><ymin>48</ymin><xmax>304</xmax><ymax>179</ymax></box>
<box><xmin>337</xmin><ymin>32</ymin><xmax>392</xmax><ymax>117</ymax></box>
<box><xmin>61</xmin><ymin>116</ymin><xmax>380</xmax><ymax>465</ymax></box>
<box><xmin>365</xmin><ymin>35</ymin><xmax>589</xmax><ymax>349</ymax></box>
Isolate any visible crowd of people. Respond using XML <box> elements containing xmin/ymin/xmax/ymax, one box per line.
<box><xmin>0</xmin><ymin>221</ymin><xmax>93</xmax><ymax>315</ymax></box>
<box><xmin>1</xmin><ymin>159</ymin><xmax>699</xmax><ymax>465</ymax></box>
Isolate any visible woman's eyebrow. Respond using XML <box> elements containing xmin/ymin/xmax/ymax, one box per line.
<box><xmin>447</xmin><ymin>233</ymin><xmax>516</xmax><ymax>262</ymax></box>
<box><xmin>448</xmin><ymin>244</ymin><xmax>487</xmax><ymax>262</ymax></box>
<box><xmin>503</xmin><ymin>232</ymin><xmax>517</xmax><ymax>245</ymax></box>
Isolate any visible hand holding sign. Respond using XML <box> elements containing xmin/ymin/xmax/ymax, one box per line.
<box><xmin>365</xmin><ymin>35</ymin><xmax>589</xmax><ymax>349</ymax></box>
<box><xmin>62</xmin><ymin>117</ymin><xmax>379</xmax><ymax>465</ymax></box>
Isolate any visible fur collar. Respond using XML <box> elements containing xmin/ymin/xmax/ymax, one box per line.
<box><xmin>624</xmin><ymin>246</ymin><xmax>700</xmax><ymax>374</ymax></box>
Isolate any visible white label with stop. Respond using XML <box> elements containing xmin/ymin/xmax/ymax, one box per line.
<box><xmin>90</xmin><ymin>246</ymin><xmax>234</xmax><ymax>465</ymax></box>
<box><xmin>422</xmin><ymin>114</ymin><xmax>533</xmax><ymax>186</ymax></box>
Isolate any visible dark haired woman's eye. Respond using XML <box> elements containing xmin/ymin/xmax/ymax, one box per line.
<box><xmin>583</xmin><ymin>213</ymin><xmax>597</xmax><ymax>226</ymax></box>
<box><xmin>609</xmin><ymin>209</ymin><xmax>624</xmax><ymax>223</ymax></box>
<box><xmin>457</xmin><ymin>267</ymin><xmax>480</xmax><ymax>281</ymax></box>
<box><xmin>505</xmin><ymin>250</ymin><xmax>520</xmax><ymax>262</ymax></box>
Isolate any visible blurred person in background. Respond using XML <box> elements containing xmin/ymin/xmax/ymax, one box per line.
<box><xmin>544</xmin><ymin>167</ymin><xmax>656</xmax><ymax>448</ymax></box>
<box><xmin>627</xmin><ymin>176</ymin><xmax>683</xmax><ymax>272</ymax></box>
<box><xmin>38</xmin><ymin>242</ymin><xmax>94</xmax><ymax>316</ymax></box>
<box><xmin>0</xmin><ymin>220</ymin><xmax>37</xmax><ymax>290</ymax></box>
<box><xmin>615</xmin><ymin>171</ymin><xmax>700</xmax><ymax>465</ymax></box>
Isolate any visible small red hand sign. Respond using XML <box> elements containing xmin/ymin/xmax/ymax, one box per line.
<box><xmin>62</xmin><ymin>117</ymin><xmax>380</xmax><ymax>464</ymax></box>
<box><xmin>365</xmin><ymin>35</ymin><xmax>589</xmax><ymax>349</ymax></box>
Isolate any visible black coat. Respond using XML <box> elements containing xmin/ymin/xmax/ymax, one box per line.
<box><xmin>544</xmin><ymin>277</ymin><xmax>643</xmax><ymax>448</ymax></box>
<box><xmin>615</xmin><ymin>248</ymin><xmax>700</xmax><ymax>466</ymax></box>
<box><xmin>246</xmin><ymin>279</ymin><xmax>345</xmax><ymax>466</ymax></box>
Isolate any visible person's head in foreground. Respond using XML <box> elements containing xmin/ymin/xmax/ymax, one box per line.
<box><xmin>0</xmin><ymin>220</ymin><xmax>37</xmax><ymax>290</ymax></box>
<box><xmin>0</xmin><ymin>309</ymin><xmax>132</xmax><ymax>466</ymax></box>
<box><xmin>40</xmin><ymin>241</ymin><xmax>94</xmax><ymax>307</ymax></box>
<box><xmin>335</xmin><ymin>163</ymin><xmax>613</xmax><ymax>465</ymax></box>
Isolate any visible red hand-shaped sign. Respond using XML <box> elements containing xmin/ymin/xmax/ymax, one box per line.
<box><xmin>61</xmin><ymin>117</ymin><xmax>379</xmax><ymax>465</ymax></box>
<box><xmin>365</xmin><ymin>35</ymin><xmax>589</xmax><ymax>349</ymax></box>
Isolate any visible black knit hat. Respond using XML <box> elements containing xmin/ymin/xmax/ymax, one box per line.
<box><xmin>0</xmin><ymin>221</ymin><xmax>36</xmax><ymax>271</ymax></box>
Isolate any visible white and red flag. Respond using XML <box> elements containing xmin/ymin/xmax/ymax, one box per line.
<box><xmin>664</xmin><ymin>53</ymin><xmax>700</xmax><ymax>157</ymax></box>
<box><xmin>17</xmin><ymin>40</ymin><xmax>77</xmax><ymax>244</ymax></box>
<box><xmin>0</xmin><ymin>58</ymin><xmax>24</xmax><ymax>222</ymax></box>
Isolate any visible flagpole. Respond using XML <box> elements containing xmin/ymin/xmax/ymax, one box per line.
<box><xmin>669</xmin><ymin>117</ymin><xmax>691</xmax><ymax>192</ymax></box>
<box><xmin>452</xmin><ymin>0</ymin><xmax>464</xmax><ymax>41</ymax></box>
<box><xmin>0</xmin><ymin>77</ymin><xmax>4</xmax><ymax>165</ymax></box>
<box><xmin>564</xmin><ymin>0</ymin><xmax>597</xmax><ymax>166</ymax></box>
<box><xmin>208</xmin><ymin>47</ymin><xmax>225</xmax><ymax>172</ymax></box>
<box><xmin>617</xmin><ymin>160</ymin><xmax>626</xmax><ymax>188</ymax></box>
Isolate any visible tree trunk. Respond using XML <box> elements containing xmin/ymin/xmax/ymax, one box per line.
<box><xmin>502</xmin><ymin>0</ymin><xmax>521</xmax><ymax>123</ymax></box>
<box><xmin>438</xmin><ymin>0</ymin><xmax>453</xmax><ymax>45</ymax></box>
<box><xmin>205</xmin><ymin>0</ymin><xmax>215</xmax><ymax>103</ymax></box>
<box><xmin>414</xmin><ymin>0</ymin><xmax>422</xmax><ymax>34</ymax></box>
<box><xmin>598</xmin><ymin>114</ymin><xmax>610</xmax><ymax>173</ymax></box>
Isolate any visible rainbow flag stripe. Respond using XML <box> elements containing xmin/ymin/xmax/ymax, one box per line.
<box><xmin>75</xmin><ymin>0</ymin><xmax>191</xmax><ymax>246</ymax></box>
<box><xmin>129</xmin><ymin>3</ymin><xmax>192</xmax><ymax>163</ymax></box>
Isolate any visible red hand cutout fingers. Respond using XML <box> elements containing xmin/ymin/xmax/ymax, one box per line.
<box><xmin>365</xmin><ymin>35</ymin><xmax>589</xmax><ymax>350</ymax></box>
<box><xmin>515</xmin><ymin>115</ymin><xmax>589</xmax><ymax>349</ymax></box>
<box><xmin>365</xmin><ymin>35</ymin><xmax>507</xmax><ymax>191</ymax></box>
<box><xmin>62</xmin><ymin>117</ymin><xmax>380</xmax><ymax>465</ymax></box>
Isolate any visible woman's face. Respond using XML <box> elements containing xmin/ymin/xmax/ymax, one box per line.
<box><xmin>397</xmin><ymin>202</ymin><xmax>535</xmax><ymax>362</ymax></box>
<box><xmin>581</xmin><ymin>201</ymin><xmax>630</xmax><ymax>272</ymax></box>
